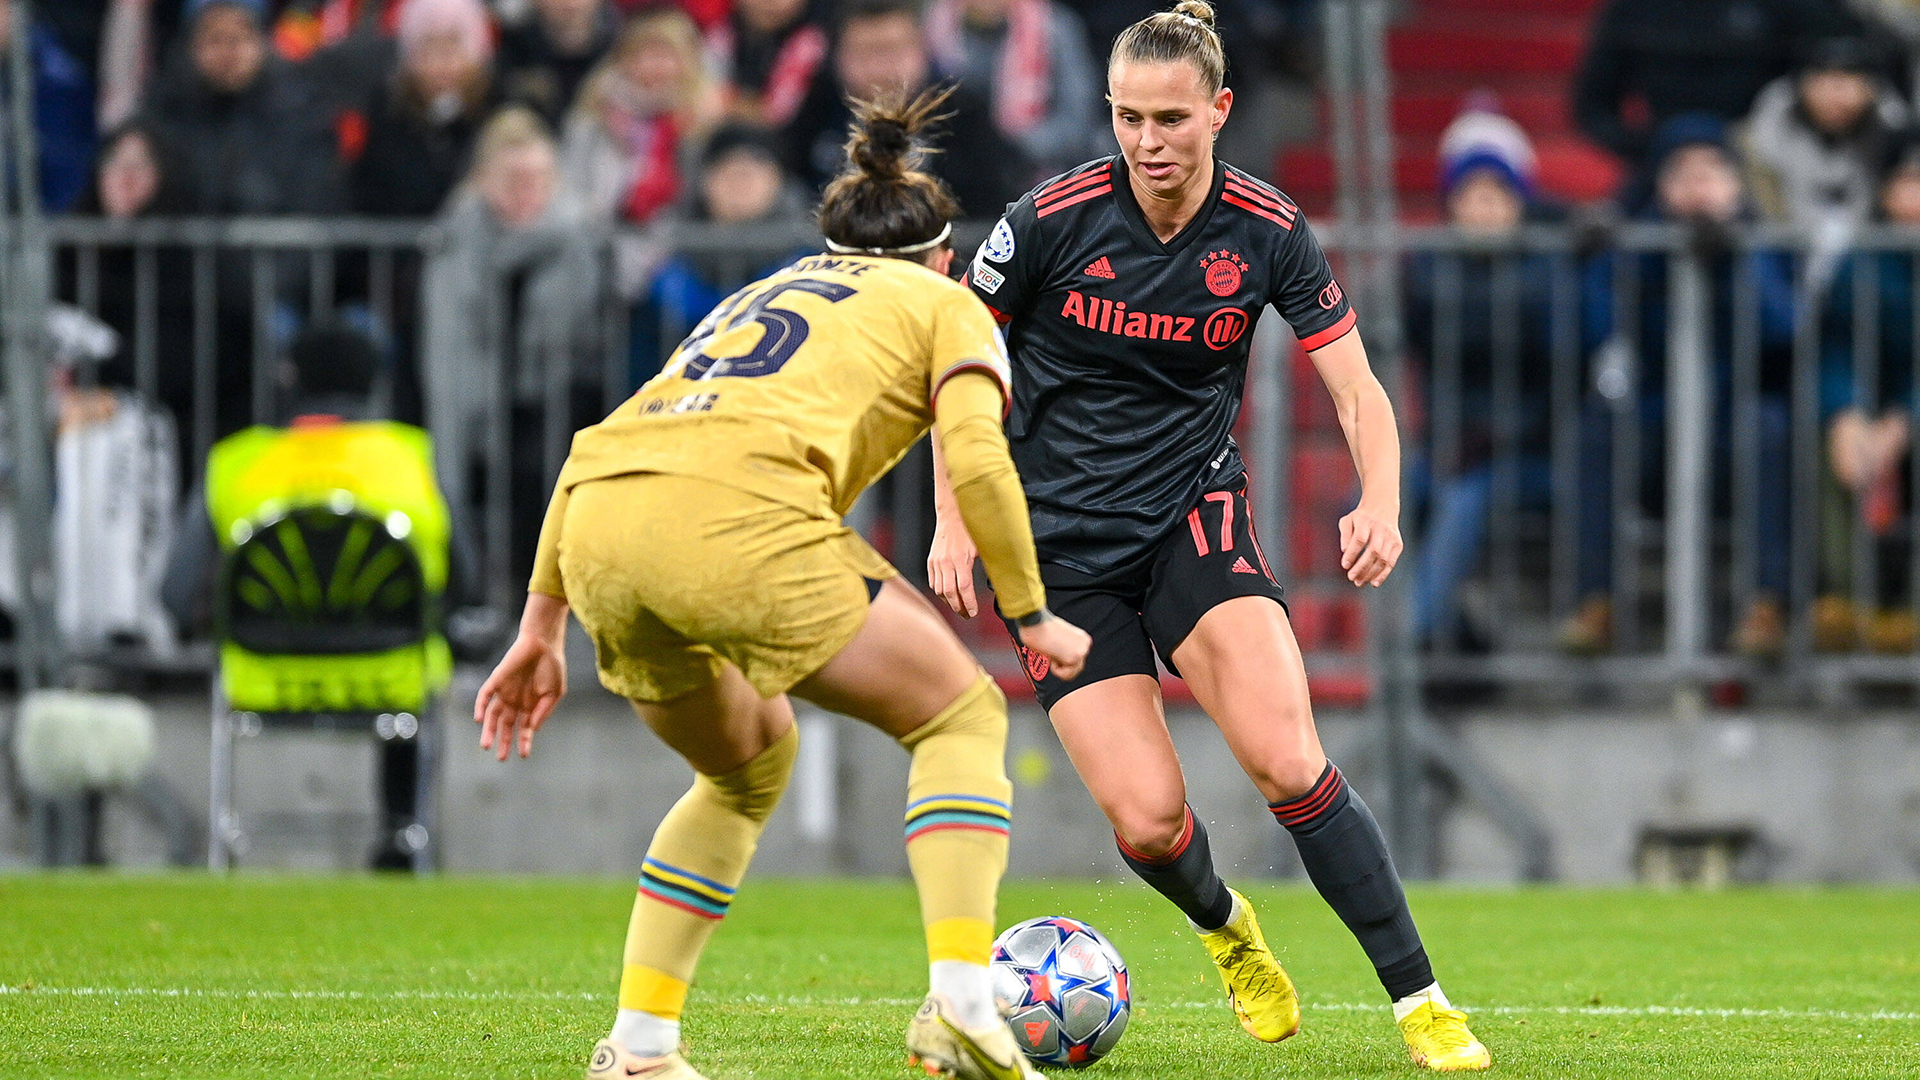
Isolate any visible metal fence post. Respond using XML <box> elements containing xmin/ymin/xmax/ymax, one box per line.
<box><xmin>1665</xmin><ymin>247</ymin><xmax>1712</xmax><ymax>678</ymax></box>
<box><xmin>2</xmin><ymin>0</ymin><xmax>59</xmax><ymax>692</ymax></box>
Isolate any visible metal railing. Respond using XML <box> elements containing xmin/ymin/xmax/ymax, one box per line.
<box><xmin>1328</xmin><ymin>221</ymin><xmax>1920</xmax><ymax>698</ymax></box>
<box><xmin>3</xmin><ymin>214</ymin><xmax>1915</xmax><ymax>704</ymax></box>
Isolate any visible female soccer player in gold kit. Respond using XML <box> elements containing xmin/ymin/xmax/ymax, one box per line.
<box><xmin>474</xmin><ymin>91</ymin><xmax>1088</xmax><ymax>1080</ymax></box>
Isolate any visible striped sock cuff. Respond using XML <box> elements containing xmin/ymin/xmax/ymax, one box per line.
<box><xmin>904</xmin><ymin>793</ymin><xmax>1011</xmax><ymax>844</ymax></box>
<box><xmin>1115</xmin><ymin>805</ymin><xmax>1196</xmax><ymax>867</ymax></box>
<box><xmin>637</xmin><ymin>857</ymin><xmax>736</xmax><ymax>921</ymax></box>
<box><xmin>1269</xmin><ymin>763</ymin><xmax>1349</xmax><ymax>831</ymax></box>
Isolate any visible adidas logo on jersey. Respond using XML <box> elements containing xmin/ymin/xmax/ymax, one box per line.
<box><xmin>1231</xmin><ymin>556</ymin><xmax>1259</xmax><ymax>575</ymax></box>
<box><xmin>1084</xmin><ymin>256</ymin><xmax>1115</xmax><ymax>279</ymax></box>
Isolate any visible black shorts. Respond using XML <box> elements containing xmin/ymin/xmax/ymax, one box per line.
<box><xmin>1002</xmin><ymin>485</ymin><xmax>1287</xmax><ymax>711</ymax></box>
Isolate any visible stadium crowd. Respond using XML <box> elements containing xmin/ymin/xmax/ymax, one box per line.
<box><xmin>3</xmin><ymin>0</ymin><xmax>1916</xmax><ymax>662</ymax></box>
<box><xmin>1406</xmin><ymin>0</ymin><xmax>1919</xmax><ymax>659</ymax></box>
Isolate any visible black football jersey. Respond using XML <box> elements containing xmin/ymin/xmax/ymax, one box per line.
<box><xmin>965</xmin><ymin>155</ymin><xmax>1356</xmax><ymax>581</ymax></box>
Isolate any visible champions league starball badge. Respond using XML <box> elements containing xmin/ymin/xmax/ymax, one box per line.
<box><xmin>984</xmin><ymin>218</ymin><xmax>1017</xmax><ymax>262</ymax></box>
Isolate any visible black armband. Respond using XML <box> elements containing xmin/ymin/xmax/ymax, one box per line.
<box><xmin>1013</xmin><ymin>607</ymin><xmax>1054</xmax><ymax>629</ymax></box>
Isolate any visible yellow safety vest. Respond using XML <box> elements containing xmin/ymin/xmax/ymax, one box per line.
<box><xmin>207</xmin><ymin>420</ymin><xmax>452</xmax><ymax>712</ymax></box>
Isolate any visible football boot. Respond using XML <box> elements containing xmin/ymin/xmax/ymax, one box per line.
<box><xmin>1195</xmin><ymin>887</ymin><xmax>1301</xmax><ymax>1042</ymax></box>
<box><xmin>584</xmin><ymin>1039</ymin><xmax>708</xmax><ymax>1080</ymax></box>
<box><xmin>1397</xmin><ymin>1001</ymin><xmax>1492</xmax><ymax>1071</ymax></box>
<box><xmin>905</xmin><ymin>993</ymin><xmax>1042</xmax><ymax>1080</ymax></box>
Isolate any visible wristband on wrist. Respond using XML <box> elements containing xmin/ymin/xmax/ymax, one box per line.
<box><xmin>1013</xmin><ymin>607</ymin><xmax>1053</xmax><ymax>629</ymax></box>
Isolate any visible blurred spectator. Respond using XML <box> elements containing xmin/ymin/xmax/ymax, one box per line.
<box><xmin>350</xmin><ymin>0</ymin><xmax>496</xmax><ymax>215</ymax></box>
<box><xmin>712</xmin><ymin>0</ymin><xmax>830</xmax><ymax>129</ymax></box>
<box><xmin>1573</xmin><ymin>0</ymin><xmax>1860</xmax><ymax>173</ymax></box>
<box><xmin>1743</xmin><ymin>37</ymin><xmax>1907</xmax><ymax>233</ymax></box>
<box><xmin>560</xmin><ymin>8</ymin><xmax>718</xmax><ymax>226</ymax></box>
<box><xmin>1566</xmin><ymin>114</ymin><xmax>1799</xmax><ymax>656</ymax></box>
<box><xmin>0</xmin><ymin>0</ymin><xmax>99</xmax><ymax>211</ymax></box>
<box><xmin>785</xmin><ymin>0</ymin><xmax>1030</xmax><ymax>218</ymax></box>
<box><xmin>423</xmin><ymin>107</ymin><xmax>601</xmax><ymax>582</ymax></box>
<box><xmin>925</xmin><ymin>0</ymin><xmax>1103</xmax><ymax>180</ymax></box>
<box><xmin>1404</xmin><ymin>104</ymin><xmax>1558</xmax><ymax>651</ymax></box>
<box><xmin>497</xmin><ymin>0</ymin><xmax>617</xmax><ymax>128</ymax></box>
<box><xmin>1811</xmin><ymin>133</ymin><xmax>1918</xmax><ymax>651</ymax></box>
<box><xmin>57</xmin><ymin>123</ymin><xmax>203</xmax><ymax>473</ymax></box>
<box><xmin>140</xmin><ymin>0</ymin><xmax>342</xmax><ymax>214</ymax></box>
<box><xmin>634</xmin><ymin>122</ymin><xmax>812</xmax><ymax>381</ymax></box>
<box><xmin>65</xmin><ymin>121</ymin><xmax>272</xmax><ymax>448</ymax></box>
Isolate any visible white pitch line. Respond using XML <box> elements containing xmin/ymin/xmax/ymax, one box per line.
<box><xmin>2</xmin><ymin>986</ymin><xmax>1915</xmax><ymax>1022</ymax></box>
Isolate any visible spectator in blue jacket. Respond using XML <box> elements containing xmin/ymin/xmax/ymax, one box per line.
<box><xmin>0</xmin><ymin>0</ymin><xmax>97</xmax><ymax>211</ymax></box>
<box><xmin>1811</xmin><ymin>133</ymin><xmax>1919</xmax><ymax>651</ymax></box>
<box><xmin>1564</xmin><ymin>113</ymin><xmax>1799</xmax><ymax>656</ymax></box>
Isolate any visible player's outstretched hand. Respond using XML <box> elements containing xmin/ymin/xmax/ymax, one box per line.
<box><xmin>1339</xmin><ymin>503</ymin><xmax>1403</xmax><ymax>588</ymax></box>
<box><xmin>927</xmin><ymin>512</ymin><xmax>982</xmax><ymax>617</ymax></box>
<box><xmin>1019</xmin><ymin>615</ymin><xmax>1091</xmax><ymax>681</ymax></box>
<box><xmin>475</xmin><ymin>622</ymin><xmax>567</xmax><ymax>762</ymax></box>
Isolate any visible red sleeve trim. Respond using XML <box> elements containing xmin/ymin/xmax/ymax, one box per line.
<box><xmin>933</xmin><ymin>361</ymin><xmax>1012</xmax><ymax>420</ymax></box>
<box><xmin>1035</xmin><ymin>185</ymin><xmax>1112</xmax><ymax>218</ymax></box>
<box><xmin>983</xmin><ymin>303</ymin><xmax>1011</xmax><ymax>325</ymax></box>
<box><xmin>1298</xmin><ymin>309</ymin><xmax>1357</xmax><ymax>352</ymax></box>
<box><xmin>1222</xmin><ymin>192</ymin><xmax>1294</xmax><ymax>230</ymax></box>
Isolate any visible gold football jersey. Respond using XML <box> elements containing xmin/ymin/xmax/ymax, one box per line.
<box><xmin>556</xmin><ymin>253</ymin><xmax>1010</xmax><ymax>520</ymax></box>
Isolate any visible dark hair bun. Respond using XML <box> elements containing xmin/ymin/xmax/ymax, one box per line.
<box><xmin>843</xmin><ymin>86</ymin><xmax>953</xmax><ymax>181</ymax></box>
<box><xmin>850</xmin><ymin>114</ymin><xmax>914</xmax><ymax>178</ymax></box>
<box><xmin>818</xmin><ymin>86</ymin><xmax>962</xmax><ymax>254</ymax></box>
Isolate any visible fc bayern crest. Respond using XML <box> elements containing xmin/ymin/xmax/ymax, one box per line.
<box><xmin>1200</xmin><ymin>249</ymin><xmax>1248</xmax><ymax>297</ymax></box>
<box><xmin>1017</xmin><ymin>642</ymin><xmax>1051</xmax><ymax>682</ymax></box>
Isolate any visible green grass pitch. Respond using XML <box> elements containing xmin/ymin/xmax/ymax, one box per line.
<box><xmin>2</xmin><ymin>876</ymin><xmax>1915</xmax><ymax>1079</ymax></box>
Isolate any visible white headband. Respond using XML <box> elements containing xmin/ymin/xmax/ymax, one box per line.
<box><xmin>824</xmin><ymin>222</ymin><xmax>953</xmax><ymax>256</ymax></box>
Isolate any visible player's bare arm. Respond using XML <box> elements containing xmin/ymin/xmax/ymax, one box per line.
<box><xmin>927</xmin><ymin>434</ymin><xmax>981</xmax><ymax>618</ymax></box>
<box><xmin>475</xmin><ymin>590</ymin><xmax>569</xmax><ymax>761</ymax></box>
<box><xmin>1308</xmin><ymin>327</ymin><xmax>1404</xmax><ymax>588</ymax></box>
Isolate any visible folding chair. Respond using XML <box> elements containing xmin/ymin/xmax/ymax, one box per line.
<box><xmin>208</xmin><ymin>500</ymin><xmax>451</xmax><ymax>871</ymax></box>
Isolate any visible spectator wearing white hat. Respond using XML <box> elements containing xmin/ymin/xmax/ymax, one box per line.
<box><xmin>1404</xmin><ymin>99</ymin><xmax>1558</xmax><ymax>651</ymax></box>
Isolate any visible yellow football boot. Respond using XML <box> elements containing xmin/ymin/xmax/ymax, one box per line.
<box><xmin>584</xmin><ymin>1039</ymin><xmax>709</xmax><ymax>1080</ymax></box>
<box><xmin>1194</xmin><ymin>887</ymin><xmax>1301</xmax><ymax>1042</ymax></box>
<box><xmin>1397</xmin><ymin>1001</ymin><xmax>1492</xmax><ymax>1071</ymax></box>
<box><xmin>905</xmin><ymin>994</ymin><xmax>1042</xmax><ymax>1080</ymax></box>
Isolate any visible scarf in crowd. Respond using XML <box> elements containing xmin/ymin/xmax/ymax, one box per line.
<box><xmin>712</xmin><ymin>17</ymin><xmax>829</xmax><ymax>129</ymax></box>
<box><xmin>926</xmin><ymin>0</ymin><xmax>1052</xmax><ymax>138</ymax></box>
<box><xmin>614</xmin><ymin>106</ymin><xmax>683</xmax><ymax>224</ymax></box>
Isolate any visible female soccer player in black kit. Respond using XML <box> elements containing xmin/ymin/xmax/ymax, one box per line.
<box><xmin>929</xmin><ymin>2</ymin><xmax>1490</xmax><ymax>1071</ymax></box>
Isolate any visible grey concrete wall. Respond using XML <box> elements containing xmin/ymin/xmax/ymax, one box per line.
<box><xmin>5</xmin><ymin>655</ymin><xmax>1918</xmax><ymax>883</ymax></box>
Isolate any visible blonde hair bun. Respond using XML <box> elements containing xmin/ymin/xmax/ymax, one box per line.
<box><xmin>1173</xmin><ymin>1</ymin><xmax>1216</xmax><ymax>27</ymax></box>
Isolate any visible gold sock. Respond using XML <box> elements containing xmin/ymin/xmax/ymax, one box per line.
<box><xmin>898</xmin><ymin>673</ymin><xmax>1013</xmax><ymax>966</ymax></box>
<box><xmin>618</xmin><ymin>724</ymin><xmax>798</xmax><ymax>1019</ymax></box>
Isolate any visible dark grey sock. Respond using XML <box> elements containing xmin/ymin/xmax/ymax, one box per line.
<box><xmin>1271</xmin><ymin>763</ymin><xmax>1435</xmax><ymax>1000</ymax></box>
<box><xmin>1116</xmin><ymin>805</ymin><xmax>1235</xmax><ymax>931</ymax></box>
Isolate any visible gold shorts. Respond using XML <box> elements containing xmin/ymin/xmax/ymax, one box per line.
<box><xmin>557</xmin><ymin>472</ymin><xmax>897</xmax><ymax>702</ymax></box>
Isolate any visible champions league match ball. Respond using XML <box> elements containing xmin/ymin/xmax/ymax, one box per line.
<box><xmin>989</xmin><ymin>917</ymin><xmax>1131</xmax><ymax>1068</ymax></box>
